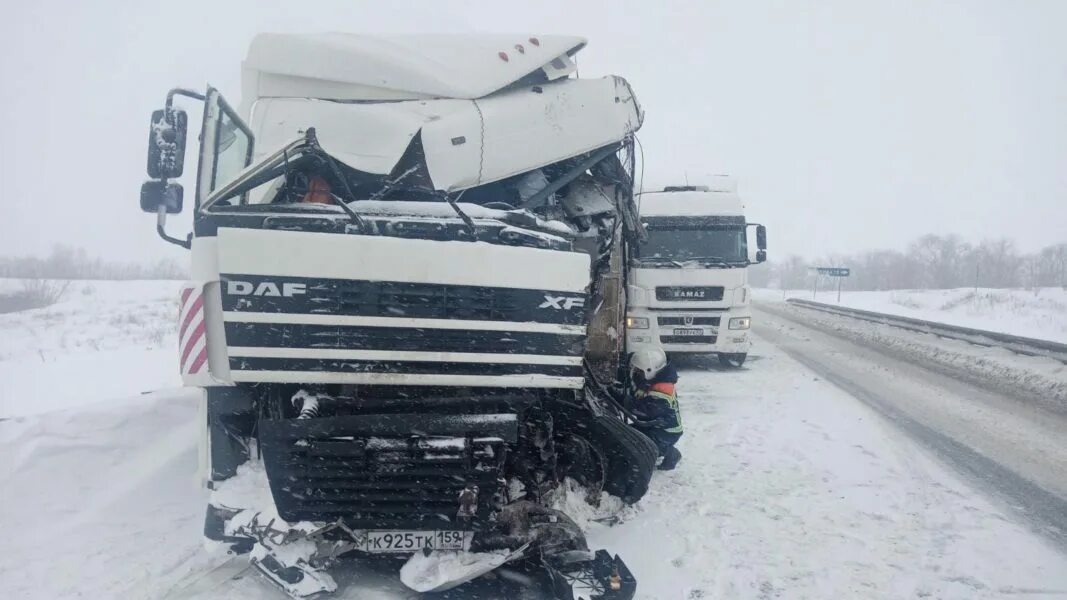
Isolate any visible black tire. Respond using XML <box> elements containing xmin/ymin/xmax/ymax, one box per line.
<box><xmin>590</xmin><ymin>415</ymin><xmax>658</xmax><ymax>504</ymax></box>
<box><xmin>718</xmin><ymin>353</ymin><xmax>747</xmax><ymax>368</ymax></box>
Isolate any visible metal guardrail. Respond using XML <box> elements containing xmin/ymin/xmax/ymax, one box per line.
<box><xmin>785</xmin><ymin>298</ymin><xmax>1067</xmax><ymax>364</ymax></box>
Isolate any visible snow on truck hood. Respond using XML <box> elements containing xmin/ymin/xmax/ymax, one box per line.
<box><xmin>242</xmin><ymin>33</ymin><xmax>586</xmax><ymax>102</ymax></box>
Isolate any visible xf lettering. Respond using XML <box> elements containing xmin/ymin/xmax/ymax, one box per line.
<box><xmin>540</xmin><ymin>295</ymin><xmax>585</xmax><ymax>310</ymax></box>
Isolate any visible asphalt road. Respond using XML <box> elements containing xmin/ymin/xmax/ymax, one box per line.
<box><xmin>754</xmin><ymin>301</ymin><xmax>1067</xmax><ymax>553</ymax></box>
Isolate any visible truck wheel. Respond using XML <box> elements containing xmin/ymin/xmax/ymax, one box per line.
<box><xmin>718</xmin><ymin>353</ymin><xmax>747</xmax><ymax>368</ymax></box>
<box><xmin>591</xmin><ymin>415</ymin><xmax>658</xmax><ymax>504</ymax></box>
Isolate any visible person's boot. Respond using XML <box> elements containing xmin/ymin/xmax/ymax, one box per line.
<box><xmin>657</xmin><ymin>446</ymin><xmax>681</xmax><ymax>470</ymax></box>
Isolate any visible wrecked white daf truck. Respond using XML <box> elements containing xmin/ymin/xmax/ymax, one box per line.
<box><xmin>140</xmin><ymin>33</ymin><xmax>654</xmax><ymax>598</ymax></box>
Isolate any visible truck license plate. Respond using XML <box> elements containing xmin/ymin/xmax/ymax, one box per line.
<box><xmin>673</xmin><ymin>328</ymin><xmax>704</xmax><ymax>336</ymax></box>
<box><xmin>359</xmin><ymin>530</ymin><xmax>469</xmax><ymax>553</ymax></box>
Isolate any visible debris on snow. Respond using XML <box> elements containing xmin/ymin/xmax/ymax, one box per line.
<box><xmin>548</xmin><ymin>477</ymin><xmax>634</xmax><ymax>530</ymax></box>
<box><xmin>399</xmin><ymin>549</ymin><xmax>515</xmax><ymax>593</ymax></box>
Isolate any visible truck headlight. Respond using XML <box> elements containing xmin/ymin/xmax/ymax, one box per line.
<box><xmin>728</xmin><ymin>317</ymin><xmax>751</xmax><ymax>330</ymax></box>
<box><xmin>626</xmin><ymin>316</ymin><xmax>650</xmax><ymax>329</ymax></box>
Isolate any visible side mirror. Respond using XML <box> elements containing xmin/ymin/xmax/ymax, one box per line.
<box><xmin>141</xmin><ymin>180</ymin><xmax>184</xmax><ymax>214</ymax></box>
<box><xmin>756</xmin><ymin>249</ymin><xmax>767</xmax><ymax>263</ymax></box>
<box><xmin>756</xmin><ymin>225</ymin><xmax>767</xmax><ymax>251</ymax></box>
<box><xmin>147</xmin><ymin>108</ymin><xmax>188</xmax><ymax>179</ymax></box>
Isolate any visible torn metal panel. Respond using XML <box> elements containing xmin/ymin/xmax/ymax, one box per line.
<box><xmin>248</xmin><ymin>77</ymin><xmax>642</xmax><ymax>194</ymax></box>
<box><xmin>560</xmin><ymin>179</ymin><xmax>617</xmax><ymax>219</ymax></box>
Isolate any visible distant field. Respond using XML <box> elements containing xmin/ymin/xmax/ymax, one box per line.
<box><xmin>755</xmin><ymin>287</ymin><xmax>1067</xmax><ymax>344</ymax></box>
<box><xmin>0</xmin><ymin>279</ymin><xmax>182</xmax><ymax>418</ymax></box>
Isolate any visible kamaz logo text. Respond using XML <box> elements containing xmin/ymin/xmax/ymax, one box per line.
<box><xmin>226</xmin><ymin>280</ymin><xmax>307</xmax><ymax>297</ymax></box>
<box><xmin>540</xmin><ymin>295</ymin><xmax>585</xmax><ymax>310</ymax></box>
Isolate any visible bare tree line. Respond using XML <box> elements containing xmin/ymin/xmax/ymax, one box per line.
<box><xmin>751</xmin><ymin>235</ymin><xmax>1067</xmax><ymax>291</ymax></box>
<box><xmin>4</xmin><ymin>238</ymin><xmax>1065</xmax><ymax>291</ymax></box>
<box><xmin>0</xmin><ymin>245</ymin><xmax>186</xmax><ymax>280</ymax></box>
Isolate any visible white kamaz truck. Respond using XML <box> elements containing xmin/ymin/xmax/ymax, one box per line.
<box><xmin>140</xmin><ymin>33</ymin><xmax>655</xmax><ymax>599</ymax></box>
<box><xmin>625</xmin><ymin>180</ymin><xmax>767</xmax><ymax>367</ymax></box>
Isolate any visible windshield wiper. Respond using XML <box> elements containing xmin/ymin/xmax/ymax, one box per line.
<box><xmin>637</xmin><ymin>257</ymin><xmax>684</xmax><ymax>268</ymax></box>
<box><xmin>688</xmin><ymin>256</ymin><xmax>739</xmax><ymax>267</ymax></box>
<box><xmin>445</xmin><ymin>190</ymin><xmax>478</xmax><ymax>240</ymax></box>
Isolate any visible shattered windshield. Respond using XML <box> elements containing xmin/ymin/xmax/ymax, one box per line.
<box><xmin>637</xmin><ymin>225</ymin><xmax>747</xmax><ymax>266</ymax></box>
<box><xmin>210</xmin><ymin>103</ymin><xmax>253</xmax><ymax>194</ymax></box>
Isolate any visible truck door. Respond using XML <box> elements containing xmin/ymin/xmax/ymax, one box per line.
<box><xmin>196</xmin><ymin>87</ymin><xmax>255</xmax><ymax>210</ymax></box>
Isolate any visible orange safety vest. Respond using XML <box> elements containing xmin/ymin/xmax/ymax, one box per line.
<box><xmin>637</xmin><ymin>381</ymin><xmax>683</xmax><ymax>434</ymax></box>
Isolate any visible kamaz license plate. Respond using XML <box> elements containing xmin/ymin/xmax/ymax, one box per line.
<box><xmin>673</xmin><ymin>328</ymin><xmax>705</xmax><ymax>336</ymax></box>
<box><xmin>359</xmin><ymin>530</ymin><xmax>470</xmax><ymax>553</ymax></box>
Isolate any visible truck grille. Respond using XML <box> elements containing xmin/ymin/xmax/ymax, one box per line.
<box><xmin>220</xmin><ymin>274</ymin><xmax>588</xmax><ymax>388</ymax></box>
<box><xmin>339</xmin><ymin>281</ymin><xmax>518</xmax><ymax>321</ymax></box>
<box><xmin>657</xmin><ymin>316</ymin><xmax>720</xmax><ymax>326</ymax></box>
<box><xmin>259</xmin><ymin>413</ymin><xmax>515</xmax><ymax>529</ymax></box>
<box><xmin>220</xmin><ymin>274</ymin><xmax>587</xmax><ymax>325</ymax></box>
<box><xmin>659</xmin><ymin>335</ymin><xmax>717</xmax><ymax>344</ymax></box>
<box><xmin>655</xmin><ymin>286</ymin><xmax>724</xmax><ymax>301</ymax></box>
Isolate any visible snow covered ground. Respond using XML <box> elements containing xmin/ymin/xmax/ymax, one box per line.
<box><xmin>758</xmin><ymin>287</ymin><xmax>1067</xmax><ymax>344</ymax></box>
<box><xmin>590</xmin><ymin>349</ymin><xmax>1067</xmax><ymax>599</ymax></box>
<box><xmin>0</xmin><ymin>279</ymin><xmax>183</xmax><ymax>418</ymax></box>
<box><xmin>2</xmin><ymin>280</ymin><xmax>1066</xmax><ymax>599</ymax></box>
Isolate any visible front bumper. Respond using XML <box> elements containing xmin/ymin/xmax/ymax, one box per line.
<box><xmin>626</xmin><ymin>311</ymin><xmax>751</xmax><ymax>355</ymax></box>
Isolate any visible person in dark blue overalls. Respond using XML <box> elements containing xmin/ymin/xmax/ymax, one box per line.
<box><xmin>627</xmin><ymin>349</ymin><xmax>683</xmax><ymax>470</ymax></box>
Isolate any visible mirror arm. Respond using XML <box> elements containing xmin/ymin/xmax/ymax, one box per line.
<box><xmin>156</xmin><ymin>204</ymin><xmax>191</xmax><ymax>249</ymax></box>
<box><xmin>166</xmin><ymin>88</ymin><xmax>206</xmax><ymax>109</ymax></box>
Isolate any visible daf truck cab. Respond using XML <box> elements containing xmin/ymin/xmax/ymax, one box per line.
<box><xmin>625</xmin><ymin>180</ymin><xmax>766</xmax><ymax>367</ymax></box>
<box><xmin>138</xmin><ymin>33</ymin><xmax>650</xmax><ymax>598</ymax></box>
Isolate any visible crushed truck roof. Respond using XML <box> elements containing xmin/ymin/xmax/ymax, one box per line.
<box><xmin>236</xmin><ymin>33</ymin><xmax>642</xmax><ymax>193</ymax></box>
<box><xmin>242</xmin><ymin>33</ymin><xmax>586</xmax><ymax>104</ymax></box>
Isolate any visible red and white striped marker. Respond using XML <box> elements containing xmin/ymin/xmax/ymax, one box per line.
<box><xmin>178</xmin><ymin>286</ymin><xmax>208</xmax><ymax>375</ymax></box>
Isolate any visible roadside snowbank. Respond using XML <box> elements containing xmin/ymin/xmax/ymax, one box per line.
<box><xmin>758</xmin><ymin>287</ymin><xmax>1067</xmax><ymax>344</ymax></box>
<box><xmin>757</xmin><ymin>299</ymin><xmax>1067</xmax><ymax>415</ymax></box>
<box><xmin>0</xmin><ymin>388</ymin><xmax>205</xmax><ymax>599</ymax></box>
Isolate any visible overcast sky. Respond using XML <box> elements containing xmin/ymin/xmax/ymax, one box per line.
<box><xmin>1</xmin><ymin>0</ymin><xmax>1064</xmax><ymax>263</ymax></box>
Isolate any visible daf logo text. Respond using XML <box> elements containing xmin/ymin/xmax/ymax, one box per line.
<box><xmin>227</xmin><ymin>280</ymin><xmax>307</xmax><ymax>298</ymax></box>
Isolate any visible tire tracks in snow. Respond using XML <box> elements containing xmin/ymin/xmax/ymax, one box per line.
<box><xmin>755</xmin><ymin>305</ymin><xmax>1067</xmax><ymax>554</ymax></box>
